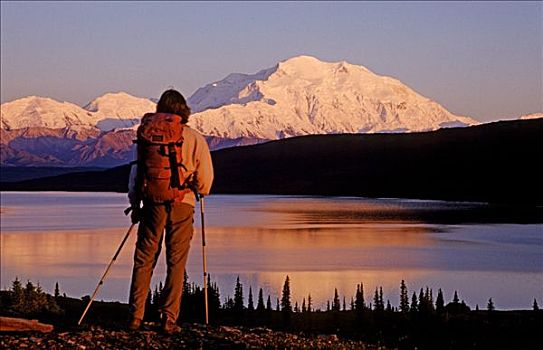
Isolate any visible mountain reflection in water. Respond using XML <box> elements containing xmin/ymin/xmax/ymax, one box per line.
<box><xmin>1</xmin><ymin>193</ymin><xmax>542</xmax><ymax>310</ymax></box>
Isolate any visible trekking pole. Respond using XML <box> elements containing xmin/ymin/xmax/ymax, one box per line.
<box><xmin>78</xmin><ymin>221</ymin><xmax>137</xmax><ymax>325</ymax></box>
<box><xmin>200</xmin><ymin>195</ymin><xmax>209</xmax><ymax>325</ymax></box>
<box><xmin>188</xmin><ymin>173</ymin><xmax>209</xmax><ymax>325</ymax></box>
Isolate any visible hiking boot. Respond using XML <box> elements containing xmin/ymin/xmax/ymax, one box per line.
<box><xmin>128</xmin><ymin>317</ymin><xmax>142</xmax><ymax>331</ymax></box>
<box><xmin>160</xmin><ymin>315</ymin><xmax>181</xmax><ymax>335</ymax></box>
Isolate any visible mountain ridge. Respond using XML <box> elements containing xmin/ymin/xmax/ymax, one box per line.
<box><xmin>2</xmin><ymin>119</ymin><xmax>542</xmax><ymax>207</ymax></box>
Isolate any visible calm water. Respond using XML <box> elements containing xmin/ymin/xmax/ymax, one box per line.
<box><xmin>1</xmin><ymin>192</ymin><xmax>542</xmax><ymax>310</ymax></box>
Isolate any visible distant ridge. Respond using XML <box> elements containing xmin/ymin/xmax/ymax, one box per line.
<box><xmin>2</xmin><ymin>119</ymin><xmax>542</xmax><ymax>206</ymax></box>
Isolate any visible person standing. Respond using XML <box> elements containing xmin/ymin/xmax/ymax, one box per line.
<box><xmin>127</xmin><ymin>89</ymin><xmax>213</xmax><ymax>333</ymax></box>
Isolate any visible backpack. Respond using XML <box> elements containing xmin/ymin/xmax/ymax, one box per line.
<box><xmin>135</xmin><ymin>112</ymin><xmax>189</xmax><ymax>203</ymax></box>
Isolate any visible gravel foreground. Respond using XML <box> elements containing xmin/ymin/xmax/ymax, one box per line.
<box><xmin>0</xmin><ymin>323</ymin><xmax>386</xmax><ymax>350</ymax></box>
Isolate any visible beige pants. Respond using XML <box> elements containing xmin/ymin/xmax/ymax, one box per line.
<box><xmin>128</xmin><ymin>202</ymin><xmax>194</xmax><ymax>321</ymax></box>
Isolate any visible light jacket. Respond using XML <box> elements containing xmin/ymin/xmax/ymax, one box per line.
<box><xmin>128</xmin><ymin>125</ymin><xmax>214</xmax><ymax>207</ymax></box>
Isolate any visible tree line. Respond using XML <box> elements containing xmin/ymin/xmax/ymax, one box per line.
<box><xmin>142</xmin><ymin>274</ymin><xmax>540</xmax><ymax>325</ymax></box>
<box><xmin>1</xmin><ymin>276</ymin><xmax>541</xmax><ymax>349</ymax></box>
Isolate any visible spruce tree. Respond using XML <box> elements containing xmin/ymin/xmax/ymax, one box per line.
<box><xmin>386</xmin><ymin>300</ymin><xmax>392</xmax><ymax>312</ymax></box>
<box><xmin>425</xmin><ymin>287</ymin><xmax>433</xmax><ymax>309</ymax></box>
<box><xmin>233</xmin><ymin>276</ymin><xmax>244</xmax><ymax>312</ymax></box>
<box><xmin>266</xmin><ymin>295</ymin><xmax>272</xmax><ymax>311</ymax></box>
<box><xmin>533</xmin><ymin>298</ymin><xmax>539</xmax><ymax>311</ymax></box>
<box><xmin>224</xmin><ymin>296</ymin><xmax>235</xmax><ymax>310</ymax></box>
<box><xmin>355</xmin><ymin>283</ymin><xmax>365</xmax><ymax>311</ymax></box>
<box><xmin>280</xmin><ymin>276</ymin><xmax>292</xmax><ymax>313</ymax></box>
<box><xmin>327</xmin><ymin>300</ymin><xmax>330</xmax><ymax>312</ymax></box>
<box><xmin>418</xmin><ymin>288</ymin><xmax>425</xmax><ymax>312</ymax></box>
<box><xmin>423</xmin><ymin>287</ymin><xmax>435</xmax><ymax>312</ymax></box>
<box><xmin>436</xmin><ymin>288</ymin><xmax>445</xmax><ymax>313</ymax></box>
<box><xmin>332</xmin><ymin>288</ymin><xmax>341</xmax><ymax>311</ymax></box>
<box><xmin>373</xmin><ymin>286</ymin><xmax>385</xmax><ymax>311</ymax></box>
<box><xmin>248</xmin><ymin>287</ymin><xmax>255</xmax><ymax>311</ymax></box>
<box><xmin>276</xmin><ymin>298</ymin><xmax>280</xmax><ymax>312</ymax></box>
<box><xmin>302</xmin><ymin>298</ymin><xmax>306</xmax><ymax>313</ymax></box>
<box><xmin>410</xmin><ymin>292</ymin><xmax>418</xmax><ymax>313</ymax></box>
<box><xmin>256</xmin><ymin>288</ymin><xmax>265</xmax><ymax>312</ymax></box>
<box><xmin>182</xmin><ymin>272</ymin><xmax>189</xmax><ymax>296</ymax></box>
<box><xmin>307</xmin><ymin>294</ymin><xmax>312</xmax><ymax>313</ymax></box>
<box><xmin>373</xmin><ymin>288</ymin><xmax>380</xmax><ymax>311</ymax></box>
<box><xmin>24</xmin><ymin>281</ymin><xmax>37</xmax><ymax>312</ymax></box>
<box><xmin>11</xmin><ymin>278</ymin><xmax>24</xmax><ymax>307</ymax></box>
<box><xmin>54</xmin><ymin>282</ymin><xmax>60</xmax><ymax>299</ymax></box>
<box><xmin>453</xmin><ymin>291</ymin><xmax>460</xmax><ymax>304</ymax></box>
<box><xmin>399</xmin><ymin>280</ymin><xmax>409</xmax><ymax>313</ymax></box>
<box><xmin>11</xmin><ymin>279</ymin><xmax>60</xmax><ymax>315</ymax></box>
<box><xmin>25</xmin><ymin>280</ymin><xmax>35</xmax><ymax>295</ymax></box>
<box><xmin>343</xmin><ymin>296</ymin><xmax>346</xmax><ymax>311</ymax></box>
<box><xmin>294</xmin><ymin>301</ymin><xmax>299</xmax><ymax>313</ymax></box>
<box><xmin>487</xmin><ymin>298</ymin><xmax>495</xmax><ymax>311</ymax></box>
<box><xmin>209</xmin><ymin>280</ymin><xmax>221</xmax><ymax>313</ymax></box>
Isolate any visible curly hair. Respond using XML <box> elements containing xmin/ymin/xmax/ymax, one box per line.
<box><xmin>156</xmin><ymin>89</ymin><xmax>191</xmax><ymax>124</ymax></box>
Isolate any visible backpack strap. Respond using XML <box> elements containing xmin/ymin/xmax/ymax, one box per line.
<box><xmin>167</xmin><ymin>141</ymin><xmax>182</xmax><ymax>189</ymax></box>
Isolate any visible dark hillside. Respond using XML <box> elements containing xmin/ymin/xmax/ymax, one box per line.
<box><xmin>0</xmin><ymin>166</ymin><xmax>104</xmax><ymax>182</ymax></box>
<box><xmin>213</xmin><ymin>119</ymin><xmax>543</xmax><ymax>205</ymax></box>
<box><xmin>2</xmin><ymin>119</ymin><xmax>542</xmax><ymax>205</ymax></box>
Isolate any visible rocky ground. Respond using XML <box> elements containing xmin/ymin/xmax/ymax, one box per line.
<box><xmin>0</xmin><ymin>323</ymin><xmax>385</xmax><ymax>349</ymax></box>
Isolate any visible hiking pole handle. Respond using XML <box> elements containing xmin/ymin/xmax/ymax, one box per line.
<box><xmin>77</xmin><ymin>223</ymin><xmax>136</xmax><ymax>326</ymax></box>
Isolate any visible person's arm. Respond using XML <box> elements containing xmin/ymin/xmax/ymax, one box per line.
<box><xmin>194</xmin><ymin>135</ymin><xmax>214</xmax><ymax>196</ymax></box>
<box><xmin>128</xmin><ymin>163</ymin><xmax>140</xmax><ymax>207</ymax></box>
<box><xmin>127</xmin><ymin>162</ymin><xmax>142</xmax><ymax>223</ymax></box>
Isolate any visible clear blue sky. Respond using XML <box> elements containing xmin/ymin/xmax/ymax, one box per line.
<box><xmin>1</xmin><ymin>1</ymin><xmax>541</xmax><ymax>122</ymax></box>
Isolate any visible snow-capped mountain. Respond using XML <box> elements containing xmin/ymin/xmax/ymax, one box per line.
<box><xmin>1</xmin><ymin>92</ymin><xmax>156</xmax><ymax>132</ymax></box>
<box><xmin>2</xmin><ymin>55</ymin><xmax>488</xmax><ymax>167</ymax></box>
<box><xmin>1</xmin><ymin>92</ymin><xmax>156</xmax><ymax>166</ymax></box>
<box><xmin>83</xmin><ymin>92</ymin><xmax>156</xmax><ymax>131</ymax></box>
<box><xmin>1</xmin><ymin>96</ymin><xmax>98</xmax><ymax>130</ymax></box>
<box><xmin>188</xmin><ymin>55</ymin><xmax>477</xmax><ymax>139</ymax></box>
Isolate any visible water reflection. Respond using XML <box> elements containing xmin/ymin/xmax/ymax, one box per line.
<box><xmin>1</xmin><ymin>192</ymin><xmax>542</xmax><ymax>310</ymax></box>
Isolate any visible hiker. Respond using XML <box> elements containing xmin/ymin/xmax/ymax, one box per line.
<box><xmin>126</xmin><ymin>89</ymin><xmax>213</xmax><ymax>333</ymax></box>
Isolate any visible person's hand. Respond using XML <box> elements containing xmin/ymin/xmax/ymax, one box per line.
<box><xmin>130</xmin><ymin>207</ymin><xmax>142</xmax><ymax>224</ymax></box>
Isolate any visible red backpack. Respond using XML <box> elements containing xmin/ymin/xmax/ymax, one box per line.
<box><xmin>135</xmin><ymin>113</ymin><xmax>189</xmax><ymax>203</ymax></box>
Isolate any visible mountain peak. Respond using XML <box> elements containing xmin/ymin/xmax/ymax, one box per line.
<box><xmin>6</xmin><ymin>95</ymin><xmax>69</xmax><ymax>106</ymax></box>
<box><xmin>83</xmin><ymin>91</ymin><xmax>155</xmax><ymax>111</ymax></box>
<box><xmin>1</xmin><ymin>95</ymin><xmax>95</xmax><ymax>130</ymax></box>
<box><xmin>278</xmin><ymin>55</ymin><xmax>371</xmax><ymax>75</ymax></box>
<box><xmin>280</xmin><ymin>55</ymin><xmax>322</xmax><ymax>64</ymax></box>
<box><xmin>189</xmin><ymin>56</ymin><xmax>478</xmax><ymax>139</ymax></box>
<box><xmin>82</xmin><ymin>92</ymin><xmax>155</xmax><ymax>129</ymax></box>
<box><xmin>278</xmin><ymin>55</ymin><xmax>334</xmax><ymax>72</ymax></box>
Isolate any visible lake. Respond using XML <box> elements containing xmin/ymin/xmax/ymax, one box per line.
<box><xmin>1</xmin><ymin>191</ymin><xmax>542</xmax><ymax>310</ymax></box>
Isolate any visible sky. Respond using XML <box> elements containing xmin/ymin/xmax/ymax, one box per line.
<box><xmin>1</xmin><ymin>1</ymin><xmax>541</xmax><ymax>122</ymax></box>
